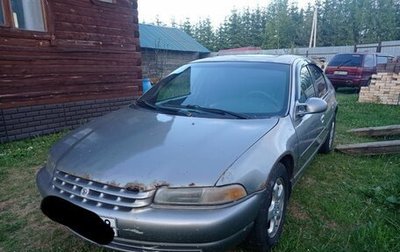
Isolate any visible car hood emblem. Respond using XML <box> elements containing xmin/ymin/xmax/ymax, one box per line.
<box><xmin>80</xmin><ymin>187</ymin><xmax>90</xmax><ymax>197</ymax></box>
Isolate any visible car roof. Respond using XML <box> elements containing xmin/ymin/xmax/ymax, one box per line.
<box><xmin>192</xmin><ymin>54</ymin><xmax>307</xmax><ymax>65</ymax></box>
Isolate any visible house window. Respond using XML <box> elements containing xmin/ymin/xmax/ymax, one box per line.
<box><xmin>11</xmin><ymin>0</ymin><xmax>45</xmax><ymax>31</ymax></box>
<box><xmin>0</xmin><ymin>1</ymin><xmax>4</xmax><ymax>25</ymax></box>
<box><xmin>0</xmin><ymin>0</ymin><xmax>46</xmax><ymax>31</ymax></box>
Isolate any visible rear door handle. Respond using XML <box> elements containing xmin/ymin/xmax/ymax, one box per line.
<box><xmin>320</xmin><ymin>114</ymin><xmax>325</xmax><ymax>124</ymax></box>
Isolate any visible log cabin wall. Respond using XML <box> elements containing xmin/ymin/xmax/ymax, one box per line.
<box><xmin>0</xmin><ymin>0</ymin><xmax>142</xmax><ymax>142</ymax></box>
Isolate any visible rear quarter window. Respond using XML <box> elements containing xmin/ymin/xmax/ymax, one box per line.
<box><xmin>328</xmin><ymin>54</ymin><xmax>363</xmax><ymax>67</ymax></box>
<box><xmin>377</xmin><ymin>56</ymin><xmax>390</xmax><ymax>64</ymax></box>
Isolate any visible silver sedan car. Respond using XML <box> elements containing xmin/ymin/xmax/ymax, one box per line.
<box><xmin>36</xmin><ymin>55</ymin><xmax>337</xmax><ymax>252</ymax></box>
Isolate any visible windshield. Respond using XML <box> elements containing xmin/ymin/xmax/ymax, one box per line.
<box><xmin>328</xmin><ymin>54</ymin><xmax>363</xmax><ymax>67</ymax></box>
<box><xmin>138</xmin><ymin>62</ymin><xmax>290</xmax><ymax>119</ymax></box>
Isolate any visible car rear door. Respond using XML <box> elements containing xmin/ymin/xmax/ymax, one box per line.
<box><xmin>308</xmin><ymin>64</ymin><xmax>336</xmax><ymax>142</ymax></box>
<box><xmin>294</xmin><ymin>64</ymin><xmax>325</xmax><ymax>171</ymax></box>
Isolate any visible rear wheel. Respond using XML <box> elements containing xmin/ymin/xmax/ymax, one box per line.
<box><xmin>249</xmin><ymin>163</ymin><xmax>289</xmax><ymax>252</ymax></box>
<box><xmin>320</xmin><ymin>116</ymin><xmax>336</xmax><ymax>153</ymax></box>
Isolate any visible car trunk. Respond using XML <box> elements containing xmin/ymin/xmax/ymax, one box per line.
<box><xmin>325</xmin><ymin>65</ymin><xmax>363</xmax><ymax>78</ymax></box>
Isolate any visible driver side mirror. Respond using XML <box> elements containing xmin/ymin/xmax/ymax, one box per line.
<box><xmin>296</xmin><ymin>97</ymin><xmax>328</xmax><ymax>117</ymax></box>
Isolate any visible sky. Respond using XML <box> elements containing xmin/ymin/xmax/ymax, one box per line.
<box><xmin>137</xmin><ymin>0</ymin><xmax>314</xmax><ymax>27</ymax></box>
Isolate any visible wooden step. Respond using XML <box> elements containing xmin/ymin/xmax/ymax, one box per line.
<box><xmin>347</xmin><ymin>125</ymin><xmax>400</xmax><ymax>137</ymax></box>
<box><xmin>335</xmin><ymin>140</ymin><xmax>400</xmax><ymax>155</ymax></box>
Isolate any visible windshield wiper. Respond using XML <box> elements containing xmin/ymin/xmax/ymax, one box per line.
<box><xmin>136</xmin><ymin>100</ymin><xmax>157</xmax><ymax>110</ymax></box>
<box><xmin>136</xmin><ymin>100</ymin><xmax>192</xmax><ymax>117</ymax></box>
<box><xmin>182</xmin><ymin>105</ymin><xmax>250</xmax><ymax>119</ymax></box>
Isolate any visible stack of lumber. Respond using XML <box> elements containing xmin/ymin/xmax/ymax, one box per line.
<box><xmin>359</xmin><ymin>73</ymin><xmax>400</xmax><ymax>105</ymax></box>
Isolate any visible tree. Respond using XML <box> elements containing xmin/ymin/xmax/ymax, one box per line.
<box><xmin>193</xmin><ymin>18</ymin><xmax>216</xmax><ymax>51</ymax></box>
<box><xmin>249</xmin><ymin>6</ymin><xmax>268</xmax><ymax>47</ymax></box>
<box><xmin>263</xmin><ymin>0</ymin><xmax>292</xmax><ymax>49</ymax></box>
<box><xmin>179</xmin><ymin>0</ymin><xmax>400</xmax><ymax>51</ymax></box>
<box><xmin>180</xmin><ymin>18</ymin><xmax>193</xmax><ymax>37</ymax></box>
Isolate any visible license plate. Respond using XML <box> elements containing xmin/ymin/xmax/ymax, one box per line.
<box><xmin>334</xmin><ymin>71</ymin><xmax>348</xmax><ymax>75</ymax></box>
<box><xmin>100</xmin><ymin>217</ymin><xmax>118</xmax><ymax>236</ymax></box>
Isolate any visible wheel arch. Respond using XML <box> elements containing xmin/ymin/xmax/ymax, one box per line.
<box><xmin>277</xmin><ymin>154</ymin><xmax>294</xmax><ymax>197</ymax></box>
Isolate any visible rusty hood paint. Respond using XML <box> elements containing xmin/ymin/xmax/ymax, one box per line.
<box><xmin>53</xmin><ymin>106</ymin><xmax>279</xmax><ymax>190</ymax></box>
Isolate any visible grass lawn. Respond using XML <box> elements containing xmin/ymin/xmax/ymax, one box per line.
<box><xmin>0</xmin><ymin>93</ymin><xmax>399</xmax><ymax>252</ymax></box>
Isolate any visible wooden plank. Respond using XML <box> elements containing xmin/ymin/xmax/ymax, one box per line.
<box><xmin>54</xmin><ymin>40</ymin><xmax>137</xmax><ymax>51</ymax></box>
<box><xmin>348</xmin><ymin>125</ymin><xmax>400</xmax><ymax>137</ymax></box>
<box><xmin>0</xmin><ymin>84</ymin><xmax>138</xmax><ymax>98</ymax></box>
<box><xmin>0</xmin><ymin>50</ymin><xmax>140</xmax><ymax>59</ymax></box>
<box><xmin>0</xmin><ymin>58</ymin><xmax>140</xmax><ymax>65</ymax></box>
<box><xmin>335</xmin><ymin>140</ymin><xmax>400</xmax><ymax>155</ymax></box>
<box><xmin>51</xmin><ymin>2</ymin><xmax>134</xmax><ymax>20</ymax></box>
<box><xmin>0</xmin><ymin>29</ymin><xmax>52</xmax><ymax>40</ymax></box>
<box><xmin>0</xmin><ymin>45</ymin><xmax>137</xmax><ymax>54</ymax></box>
<box><xmin>0</xmin><ymin>72</ymin><xmax>138</xmax><ymax>80</ymax></box>
<box><xmin>0</xmin><ymin>78</ymin><xmax>140</xmax><ymax>92</ymax></box>
<box><xmin>54</xmin><ymin>21</ymin><xmax>135</xmax><ymax>36</ymax></box>
<box><xmin>55</xmin><ymin>31</ymin><xmax>136</xmax><ymax>43</ymax></box>
<box><xmin>54</xmin><ymin>13</ymin><xmax>136</xmax><ymax>30</ymax></box>
<box><xmin>51</xmin><ymin>0</ymin><xmax>134</xmax><ymax>14</ymax></box>
<box><xmin>0</xmin><ymin>65</ymin><xmax>140</xmax><ymax>75</ymax></box>
<box><xmin>0</xmin><ymin>37</ymin><xmax>51</xmax><ymax>47</ymax></box>
<box><xmin>0</xmin><ymin>92</ymin><xmax>138</xmax><ymax>109</ymax></box>
<box><xmin>0</xmin><ymin>86</ymin><xmax>140</xmax><ymax>102</ymax></box>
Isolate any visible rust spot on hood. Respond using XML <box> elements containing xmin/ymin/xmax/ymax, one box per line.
<box><xmin>150</xmin><ymin>180</ymin><xmax>170</xmax><ymax>189</ymax></box>
<box><xmin>125</xmin><ymin>182</ymin><xmax>146</xmax><ymax>192</ymax></box>
<box><xmin>125</xmin><ymin>180</ymin><xmax>170</xmax><ymax>192</ymax></box>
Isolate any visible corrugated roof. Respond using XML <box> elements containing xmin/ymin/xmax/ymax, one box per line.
<box><xmin>139</xmin><ymin>24</ymin><xmax>210</xmax><ymax>53</ymax></box>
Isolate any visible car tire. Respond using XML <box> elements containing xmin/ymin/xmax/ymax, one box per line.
<box><xmin>319</xmin><ymin>115</ymin><xmax>336</xmax><ymax>154</ymax></box>
<box><xmin>248</xmin><ymin>162</ymin><xmax>289</xmax><ymax>252</ymax></box>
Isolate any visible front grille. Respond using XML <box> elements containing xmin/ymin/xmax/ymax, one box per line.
<box><xmin>52</xmin><ymin>170</ymin><xmax>155</xmax><ymax>212</ymax></box>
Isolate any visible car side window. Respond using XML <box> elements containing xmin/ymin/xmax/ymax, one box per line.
<box><xmin>363</xmin><ymin>54</ymin><xmax>374</xmax><ymax>68</ymax></box>
<box><xmin>308</xmin><ymin>65</ymin><xmax>328</xmax><ymax>98</ymax></box>
<box><xmin>377</xmin><ymin>56</ymin><xmax>389</xmax><ymax>64</ymax></box>
<box><xmin>299</xmin><ymin>66</ymin><xmax>315</xmax><ymax>103</ymax></box>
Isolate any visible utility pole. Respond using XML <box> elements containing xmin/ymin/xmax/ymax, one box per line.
<box><xmin>309</xmin><ymin>8</ymin><xmax>318</xmax><ymax>48</ymax></box>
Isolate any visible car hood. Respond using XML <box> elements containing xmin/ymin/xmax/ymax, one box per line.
<box><xmin>53</xmin><ymin>107</ymin><xmax>279</xmax><ymax>190</ymax></box>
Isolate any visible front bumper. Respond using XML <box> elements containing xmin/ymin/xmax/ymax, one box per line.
<box><xmin>36</xmin><ymin>167</ymin><xmax>263</xmax><ymax>252</ymax></box>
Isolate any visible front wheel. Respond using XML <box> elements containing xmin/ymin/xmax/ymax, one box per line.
<box><xmin>249</xmin><ymin>162</ymin><xmax>289</xmax><ymax>251</ymax></box>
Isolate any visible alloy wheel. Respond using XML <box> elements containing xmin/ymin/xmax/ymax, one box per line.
<box><xmin>267</xmin><ymin>177</ymin><xmax>285</xmax><ymax>238</ymax></box>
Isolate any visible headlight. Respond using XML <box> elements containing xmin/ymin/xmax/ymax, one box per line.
<box><xmin>45</xmin><ymin>154</ymin><xmax>56</xmax><ymax>174</ymax></box>
<box><xmin>154</xmin><ymin>184</ymin><xmax>247</xmax><ymax>205</ymax></box>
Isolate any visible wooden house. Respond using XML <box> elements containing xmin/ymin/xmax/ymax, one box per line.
<box><xmin>0</xmin><ymin>0</ymin><xmax>142</xmax><ymax>142</ymax></box>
